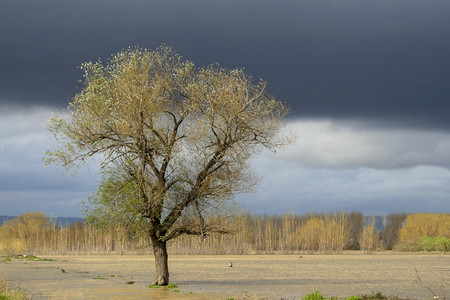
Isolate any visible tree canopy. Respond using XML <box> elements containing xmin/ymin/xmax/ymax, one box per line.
<box><xmin>45</xmin><ymin>46</ymin><xmax>291</xmax><ymax>284</ymax></box>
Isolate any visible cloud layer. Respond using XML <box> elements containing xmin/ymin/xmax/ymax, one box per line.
<box><xmin>1</xmin><ymin>108</ymin><xmax>448</xmax><ymax>217</ymax></box>
<box><xmin>280</xmin><ymin>120</ymin><xmax>450</xmax><ymax>169</ymax></box>
<box><xmin>1</xmin><ymin>0</ymin><xmax>450</xmax><ymax>128</ymax></box>
<box><xmin>0</xmin><ymin>107</ymin><xmax>100</xmax><ymax>217</ymax></box>
<box><xmin>239</xmin><ymin>151</ymin><xmax>450</xmax><ymax>215</ymax></box>
<box><xmin>236</xmin><ymin>119</ymin><xmax>450</xmax><ymax>214</ymax></box>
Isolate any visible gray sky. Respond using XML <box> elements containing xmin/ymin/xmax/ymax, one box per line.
<box><xmin>1</xmin><ymin>0</ymin><xmax>449</xmax><ymax>217</ymax></box>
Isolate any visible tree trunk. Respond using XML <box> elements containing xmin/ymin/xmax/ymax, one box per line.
<box><xmin>151</xmin><ymin>237</ymin><xmax>169</xmax><ymax>285</ymax></box>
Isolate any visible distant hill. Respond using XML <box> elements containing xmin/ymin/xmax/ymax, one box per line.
<box><xmin>0</xmin><ymin>216</ymin><xmax>13</xmax><ymax>226</ymax></box>
<box><xmin>51</xmin><ymin>217</ymin><xmax>86</xmax><ymax>227</ymax></box>
<box><xmin>365</xmin><ymin>216</ymin><xmax>387</xmax><ymax>232</ymax></box>
<box><xmin>0</xmin><ymin>216</ymin><xmax>85</xmax><ymax>227</ymax></box>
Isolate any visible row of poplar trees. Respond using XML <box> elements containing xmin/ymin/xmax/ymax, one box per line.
<box><xmin>2</xmin><ymin>211</ymin><xmax>434</xmax><ymax>255</ymax></box>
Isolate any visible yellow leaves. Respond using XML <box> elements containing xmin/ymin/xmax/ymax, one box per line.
<box><xmin>298</xmin><ymin>214</ymin><xmax>348</xmax><ymax>253</ymax></box>
<box><xmin>114</xmin><ymin>118</ymin><xmax>132</xmax><ymax>136</ymax></box>
<box><xmin>0</xmin><ymin>212</ymin><xmax>50</xmax><ymax>254</ymax></box>
<box><xmin>398</xmin><ymin>213</ymin><xmax>450</xmax><ymax>244</ymax></box>
<box><xmin>299</xmin><ymin>218</ymin><xmax>325</xmax><ymax>251</ymax></box>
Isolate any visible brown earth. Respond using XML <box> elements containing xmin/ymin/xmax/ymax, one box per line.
<box><xmin>1</xmin><ymin>252</ymin><xmax>449</xmax><ymax>299</ymax></box>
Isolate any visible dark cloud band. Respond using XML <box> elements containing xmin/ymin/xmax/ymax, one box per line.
<box><xmin>1</xmin><ymin>0</ymin><xmax>449</xmax><ymax>130</ymax></box>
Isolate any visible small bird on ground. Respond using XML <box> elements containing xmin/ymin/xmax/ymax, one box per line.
<box><xmin>228</xmin><ymin>261</ymin><xmax>233</xmax><ymax>267</ymax></box>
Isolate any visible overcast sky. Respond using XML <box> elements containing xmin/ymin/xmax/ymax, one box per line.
<box><xmin>1</xmin><ymin>0</ymin><xmax>449</xmax><ymax>217</ymax></box>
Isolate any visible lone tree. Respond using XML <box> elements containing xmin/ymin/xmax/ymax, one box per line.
<box><xmin>45</xmin><ymin>46</ymin><xmax>291</xmax><ymax>285</ymax></box>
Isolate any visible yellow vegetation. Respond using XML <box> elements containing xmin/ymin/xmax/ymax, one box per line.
<box><xmin>0</xmin><ymin>211</ymin><xmax>358</xmax><ymax>255</ymax></box>
<box><xmin>359</xmin><ymin>226</ymin><xmax>380</xmax><ymax>252</ymax></box>
<box><xmin>2</xmin><ymin>212</ymin><xmax>446</xmax><ymax>255</ymax></box>
<box><xmin>398</xmin><ymin>213</ymin><xmax>450</xmax><ymax>249</ymax></box>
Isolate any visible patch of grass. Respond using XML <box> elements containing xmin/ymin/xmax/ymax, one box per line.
<box><xmin>25</xmin><ymin>255</ymin><xmax>39</xmax><ymax>261</ymax></box>
<box><xmin>303</xmin><ymin>290</ymin><xmax>325</xmax><ymax>300</ymax></box>
<box><xmin>61</xmin><ymin>269</ymin><xmax>66</xmax><ymax>273</ymax></box>
<box><xmin>148</xmin><ymin>284</ymin><xmax>161</xmax><ymax>288</ymax></box>
<box><xmin>419</xmin><ymin>235</ymin><xmax>450</xmax><ymax>252</ymax></box>
<box><xmin>167</xmin><ymin>283</ymin><xmax>178</xmax><ymax>289</ymax></box>
<box><xmin>301</xmin><ymin>292</ymin><xmax>400</xmax><ymax>300</ymax></box>
<box><xmin>1</xmin><ymin>255</ymin><xmax>53</xmax><ymax>262</ymax></box>
<box><xmin>93</xmin><ymin>276</ymin><xmax>105</xmax><ymax>280</ymax></box>
<box><xmin>172</xmin><ymin>289</ymin><xmax>182</xmax><ymax>293</ymax></box>
<box><xmin>0</xmin><ymin>277</ymin><xmax>27</xmax><ymax>300</ymax></box>
<box><xmin>16</xmin><ymin>254</ymin><xmax>53</xmax><ymax>262</ymax></box>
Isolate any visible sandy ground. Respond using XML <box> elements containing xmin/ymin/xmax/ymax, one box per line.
<box><xmin>1</xmin><ymin>252</ymin><xmax>449</xmax><ymax>299</ymax></box>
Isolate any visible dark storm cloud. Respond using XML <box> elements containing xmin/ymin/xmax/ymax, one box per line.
<box><xmin>1</xmin><ymin>0</ymin><xmax>450</xmax><ymax>129</ymax></box>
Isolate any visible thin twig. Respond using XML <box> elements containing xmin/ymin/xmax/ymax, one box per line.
<box><xmin>415</xmin><ymin>268</ymin><xmax>439</xmax><ymax>299</ymax></box>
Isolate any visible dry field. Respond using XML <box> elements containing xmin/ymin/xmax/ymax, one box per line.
<box><xmin>1</xmin><ymin>252</ymin><xmax>449</xmax><ymax>299</ymax></box>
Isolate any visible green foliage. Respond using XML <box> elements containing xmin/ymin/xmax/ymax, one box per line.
<box><xmin>0</xmin><ymin>255</ymin><xmax>52</xmax><ymax>262</ymax></box>
<box><xmin>419</xmin><ymin>235</ymin><xmax>450</xmax><ymax>252</ymax></box>
<box><xmin>303</xmin><ymin>290</ymin><xmax>325</xmax><ymax>300</ymax></box>
<box><xmin>301</xmin><ymin>291</ymin><xmax>339</xmax><ymax>300</ymax></box>
<box><xmin>24</xmin><ymin>255</ymin><xmax>53</xmax><ymax>262</ymax></box>
<box><xmin>0</xmin><ymin>277</ymin><xmax>27</xmax><ymax>300</ymax></box>
<box><xmin>301</xmin><ymin>292</ymin><xmax>396</xmax><ymax>300</ymax></box>
<box><xmin>93</xmin><ymin>276</ymin><xmax>105</xmax><ymax>280</ymax></box>
<box><xmin>346</xmin><ymin>296</ymin><xmax>362</xmax><ymax>300</ymax></box>
<box><xmin>83</xmin><ymin>169</ymin><xmax>147</xmax><ymax>237</ymax></box>
<box><xmin>148</xmin><ymin>283</ymin><xmax>180</xmax><ymax>291</ymax></box>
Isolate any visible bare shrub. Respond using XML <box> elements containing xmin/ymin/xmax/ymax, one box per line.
<box><xmin>360</xmin><ymin>226</ymin><xmax>380</xmax><ymax>252</ymax></box>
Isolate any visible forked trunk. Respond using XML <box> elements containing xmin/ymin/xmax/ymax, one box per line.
<box><xmin>151</xmin><ymin>237</ymin><xmax>169</xmax><ymax>285</ymax></box>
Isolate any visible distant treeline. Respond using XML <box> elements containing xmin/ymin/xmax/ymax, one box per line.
<box><xmin>0</xmin><ymin>212</ymin><xmax>448</xmax><ymax>255</ymax></box>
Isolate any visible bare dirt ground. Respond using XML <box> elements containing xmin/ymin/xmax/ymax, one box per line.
<box><xmin>1</xmin><ymin>252</ymin><xmax>449</xmax><ymax>299</ymax></box>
